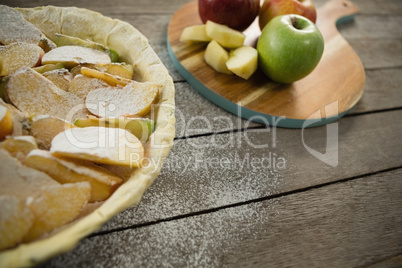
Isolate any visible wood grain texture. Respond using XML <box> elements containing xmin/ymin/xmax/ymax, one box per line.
<box><xmin>167</xmin><ymin>0</ymin><xmax>366</xmax><ymax>127</ymax></box>
<box><xmin>97</xmin><ymin>110</ymin><xmax>402</xmax><ymax>230</ymax></box>
<box><xmin>39</xmin><ymin>168</ymin><xmax>402</xmax><ymax>267</ymax></box>
<box><xmin>351</xmin><ymin>69</ymin><xmax>402</xmax><ymax>114</ymax></box>
<box><xmin>367</xmin><ymin>255</ymin><xmax>402</xmax><ymax>268</ymax></box>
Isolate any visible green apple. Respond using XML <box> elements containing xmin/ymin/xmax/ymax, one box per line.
<box><xmin>257</xmin><ymin>14</ymin><xmax>324</xmax><ymax>83</ymax></box>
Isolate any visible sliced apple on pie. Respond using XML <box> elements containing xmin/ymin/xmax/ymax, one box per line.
<box><xmin>0</xmin><ymin>4</ymin><xmax>175</xmax><ymax>267</ymax></box>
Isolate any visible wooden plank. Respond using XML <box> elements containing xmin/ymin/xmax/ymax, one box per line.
<box><xmin>313</xmin><ymin>0</ymin><xmax>402</xmax><ymax>16</ymax></box>
<box><xmin>39</xmin><ymin>168</ymin><xmax>402</xmax><ymax>267</ymax></box>
<box><xmin>338</xmin><ymin>15</ymin><xmax>402</xmax><ymax>40</ymax></box>
<box><xmin>348</xmin><ymin>40</ymin><xmax>402</xmax><ymax>70</ymax></box>
<box><xmin>174</xmin><ymin>82</ymin><xmax>262</xmax><ymax>137</ymax></box>
<box><xmin>367</xmin><ymin>255</ymin><xmax>402</xmax><ymax>268</ymax></box>
<box><xmin>96</xmin><ymin>110</ymin><xmax>402</xmax><ymax>231</ymax></box>
<box><xmin>350</xmin><ymin>69</ymin><xmax>402</xmax><ymax>114</ymax></box>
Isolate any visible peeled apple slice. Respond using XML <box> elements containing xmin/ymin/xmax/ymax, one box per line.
<box><xmin>205</xmin><ymin>20</ymin><xmax>245</xmax><ymax>49</ymax></box>
<box><xmin>54</xmin><ymin>33</ymin><xmax>119</xmax><ymax>62</ymax></box>
<box><xmin>23</xmin><ymin>181</ymin><xmax>91</xmax><ymax>242</ymax></box>
<box><xmin>85</xmin><ymin>81</ymin><xmax>160</xmax><ymax>117</ymax></box>
<box><xmin>226</xmin><ymin>46</ymin><xmax>258</xmax><ymax>80</ymax></box>
<box><xmin>80</xmin><ymin>63</ymin><xmax>134</xmax><ymax>79</ymax></box>
<box><xmin>0</xmin><ymin>195</ymin><xmax>34</xmax><ymax>250</ymax></box>
<box><xmin>81</xmin><ymin>67</ymin><xmax>131</xmax><ymax>87</ymax></box>
<box><xmin>30</xmin><ymin>116</ymin><xmax>75</xmax><ymax>150</ymax></box>
<box><xmin>50</xmin><ymin>127</ymin><xmax>144</xmax><ymax>167</ymax></box>
<box><xmin>0</xmin><ymin>135</ymin><xmax>38</xmax><ymax>162</ymax></box>
<box><xmin>33</xmin><ymin>63</ymin><xmax>65</xmax><ymax>74</ymax></box>
<box><xmin>204</xmin><ymin>40</ymin><xmax>233</xmax><ymax>75</ymax></box>
<box><xmin>180</xmin><ymin>25</ymin><xmax>212</xmax><ymax>43</ymax></box>
<box><xmin>0</xmin><ymin>42</ymin><xmax>44</xmax><ymax>76</ymax></box>
<box><xmin>41</xmin><ymin>45</ymin><xmax>111</xmax><ymax>68</ymax></box>
<box><xmin>25</xmin><ymin>149</ymin><xmax>123</xmax><ymax>202</ymax></box>
<box><xmin>74</xmin><ymin>117</ymin><xmax>154</xmax><ymax>143</ymax></box>
<box><xmin>0</xmin><ymin>105</ymin><xmax>13</xmax><ymax>141</ymax></box>
<box><xmin>0</xmin><ymin>149</ymin><xmax>90</xmax><ymax>242</ymax></box>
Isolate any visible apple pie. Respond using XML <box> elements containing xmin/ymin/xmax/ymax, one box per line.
<box><xmin>0</xmin><ymin>5</ymin><xmax>175</xmax><ymax>267</ymax></box>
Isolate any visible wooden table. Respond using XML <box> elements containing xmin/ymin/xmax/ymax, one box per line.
<box><xmin>4</xmin><ymin>0</ymin><xmax>402</xmax><ymax>267</ymax></box>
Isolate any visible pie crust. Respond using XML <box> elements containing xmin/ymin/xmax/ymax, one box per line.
<box><xmin>0</xmin><ymin>6</ymin><xmax>175</xmax><ymax>267</ymax></box>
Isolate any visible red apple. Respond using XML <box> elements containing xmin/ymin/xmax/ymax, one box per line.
<box><xmin>259</xmin><ymin>0</ymin><xmax>317</xmax><ymax>31</ymax></box>
<box><xmin>199</xmin><ymin>0</ymin><xmax>260</xmax><ymax>32</ymax></box>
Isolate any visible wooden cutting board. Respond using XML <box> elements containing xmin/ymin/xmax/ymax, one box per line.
<box><xmin>167</xmin><ymin>0</ymin><xmax>365</xmax><ymax>128</ymax></box>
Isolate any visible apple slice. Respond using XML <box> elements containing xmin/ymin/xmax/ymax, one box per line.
<box><xmin>74</xmin><ymin>117</ymin><xmax>154</xmax><ymax>143</ymax></box>
<box><xmin>101</xmin><ymin>164</ymin><xmax>135</xmax><ymax>183</ymax></box>
<box><xmin>41</xmin><ymin>45</ymin><xmax>111</xmax><ymax>68</ymax></box>
<box><xmin>85</xmin><ymin>63</ymin><xmax>134</xmax><ymax>79</ymax></box>
<box><xmin>204</xmin><ymin>40</ymin><xmax>233</xmax><ymax>75</ymax></box>
<box><xmin>226</xmin><ymin>46</ymin><xmax>258</xmax><ymax>80</ymax></box>
<box><xmin>0</xmin><ymin>5</ymin><xmax>42</xmax><ymax>45</ymax></box>
<box><xmin>0</xmin><ymin>104</ymin><xmax>13</xmax><ymax>141</ymax></box>
<box><xmin>25</xmin><ymin>149</ymin><xmax>123</xmax><ymax>202</ymax></box>
<box><xmin>55</xmin><ymin>33</ymin><xmax>119</xmax><ymax>62</ymax></box>
<box><xmin>0</xmin><ymin>135</ymin><xmax>38</xmax><ymax>162</ymax></box>
<box><xmin>85</xmin><ymin>81</ymin><xmax>160</xmax><ymax>117</ymax></box>
<box><xmin>30</xmin><ymin>116</ymin><xmax>75</xmax><ymax>150</ymax></box>
<box><xmin>0</xmin><ymin>99</ymin><xmax>31</xmax><ymax>137</ymax></box>
<box><xmin>38</xmin><ymin>35</ymin><xmax>57</xmax><ymax>53</ymax></box>
<box><xmin>102</xmin><ymin>63</ymin><xmax>134</xmax><ymax>79</ymax></box>
<box><xmin>68</xmin><ymin>74</ymin><xmax>110</xmax><ymax>99</ymax></box>
<box><xmin>0</xmin><ymin>149</ymin><xmax>91</xmax><ymax>242</ymax></box>
<box><xmin>33</xmin><ymin>63</ymin><xmax>65</xmax><ymax>74</ymax></box>
<box><xmin>81</xmin><ymin>67</ymin><xmax>132</xmax><ymax>87</ymax></box>
<box><xmin>0</xmin><ymin>195</ymin><xmax>34</xmax><ymax>250</ymax></box>
<box><xmin>43</xmin><ymin>68</ymin><xmax>73</xmax><ymax>91</ymax></box>
<box><xmin>70</xmin><ymin>63</ymin><xmax>134</xmax><ymax>80</ymax></box>
<box><xmin>6</xmin><ymin>67</ymin><xmax>87</xmax><ymax>121</ymax></box>
<box><xmin>205</xmin><ymin>20</ymin><xmax>245</xmax><ymax>49</ymax></box>
<box><xmin>0</xmin><ymin>149</ymin><xmax>59</xmax><ymax>200</ymax></box>
<box><xmin>0</xmin><ymin>42</ymin><xmax>44</xmax><ymax>76</ymax></box>
<box><xmin>23</xmin><ymin>181</ymin><xmax>91</xmax><ymax>242</ymax></box>
<box><xmin>0</xmin><ymin>76</ymin><xmax>9</xmax><ymax>101</ymax></box>
<box><xmin>50</xmin><ymin>127</ymin><xmax>144</xmax><ymax>167</ymax></box>
<box><xmin>180</xmin><ymin>25</ymin><xmax>212</xmax><ymax>43</ymax></box>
